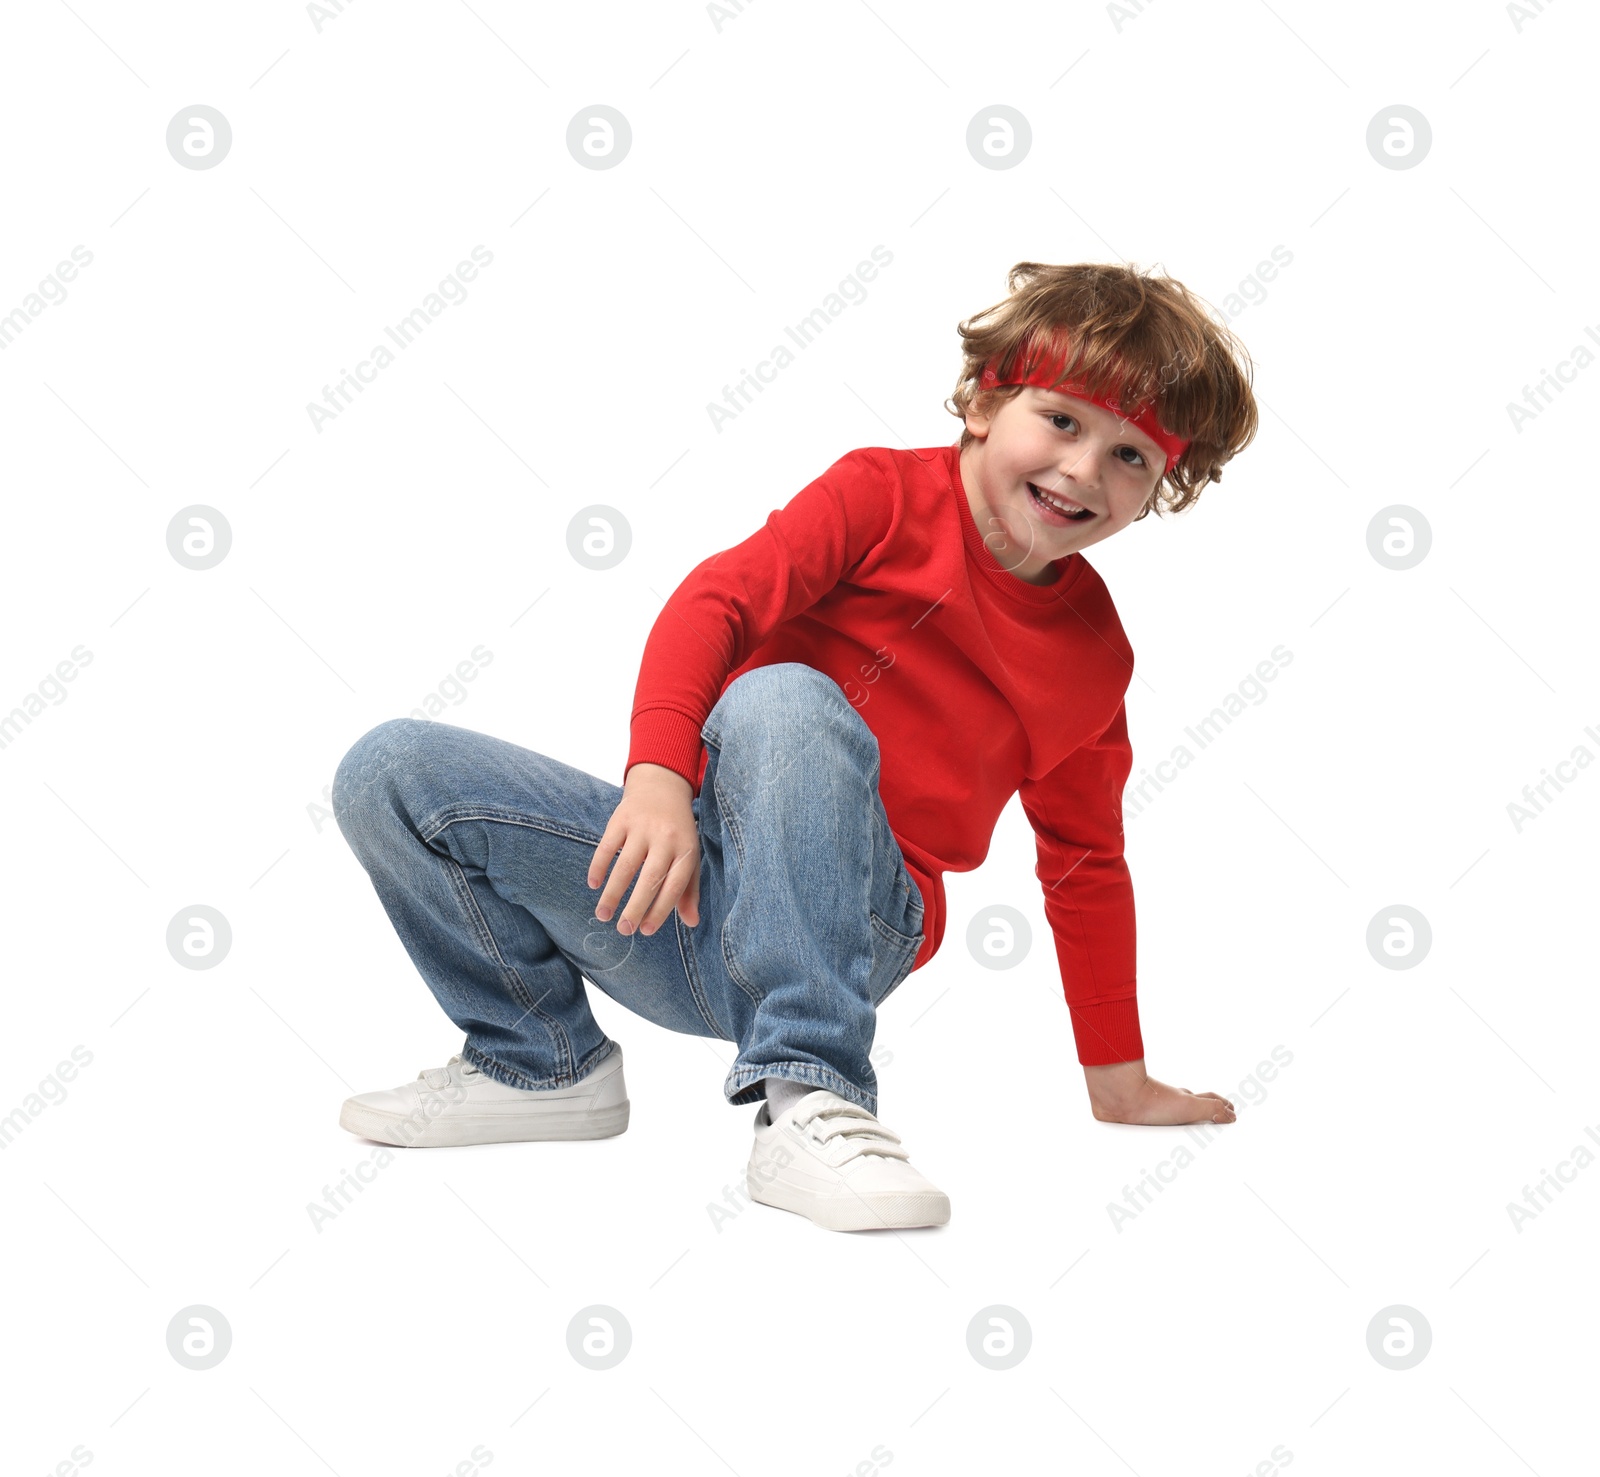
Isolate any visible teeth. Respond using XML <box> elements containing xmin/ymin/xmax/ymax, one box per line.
<box><xmin>1031</xmin><ymin>483</ymin><xmax>1088</xmax><ymax>516</ymax></box>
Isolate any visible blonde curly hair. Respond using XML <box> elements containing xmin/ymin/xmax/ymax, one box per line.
<box><xmin>948</xmin><ymin>261</ymin><xmax>1261</xmax><ymax>518</ymax></box>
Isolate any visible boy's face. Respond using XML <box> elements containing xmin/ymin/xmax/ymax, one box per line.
<box><xmin>958</xmin><ymin>385</ymin><xmax>1168</xmax><ymax>585</ymax></box>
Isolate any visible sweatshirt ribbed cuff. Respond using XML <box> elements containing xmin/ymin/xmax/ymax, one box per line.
<box><xmin>1069</xmin><ymin>997</ymin><xmax>1145</xmax><ymax>1066</ymax></box>
<box><xmin>626</xmin><ymin>708</ymin><xmax>707</xmax><ymax>796</ymax></box>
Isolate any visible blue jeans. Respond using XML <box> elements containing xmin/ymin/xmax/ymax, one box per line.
<box><xmin>331</xmin><ymin>663</ymin><xmax>926</xmax><ymax>1116</ymax></box>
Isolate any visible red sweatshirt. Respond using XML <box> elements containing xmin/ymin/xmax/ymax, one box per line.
<box><xmin>625</xmin><ymin>442</ymin><xmax>1143</xmax><ymax>1066</ymax></box>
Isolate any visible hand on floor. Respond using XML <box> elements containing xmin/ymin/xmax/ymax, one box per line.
<box><xmin>1082</xmin><ymin>1059</ymin><xmax>1236</xmax><ymax>1126</ymax></box>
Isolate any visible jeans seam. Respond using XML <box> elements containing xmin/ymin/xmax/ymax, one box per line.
<box><xmin>719</xmin><ymin>927</ymin><xmax>766</xmax><ymax>1010</ymax></box>
<box><xmin>727</xmin><ymin>1062</ymin><xmax>874</xmax><ymax>1112</ymax></box>
<box><xmin>433</xmin><ymin>837</ymin><xmax>574</xmax><ymax>1079</ymax></box>
<box><xmin>419</xmin><ymin>803</ymin><xmax>602</xmax><ymax>850</ymax></box>
<box><xmin>876</xmin><ymin>930</ymin><xmax>921</xmax><ymax>1006</ymax></box>
<box><xmin>869</xmin><ymin>909</ymin><xmax>920</xmax><ymax>953</ymax></box>
<box><xmin>707</xmin><ymin>763</ymin><xmax>767</xmax><ymax>1008</ymax></box>
<box><xmin>674</xmin><ymin>910</ymin><xmax>725</xmax><ymax>1036</ymax></box>
<box><xmin>464</xmin><ymin>1036</ymin><xmax>615</xmax><ymax>1092</ymax></box>
<box><xmin>710</xmin><ymin>768</ymin><xmax>746</xmax><ymax>872</ymax></box>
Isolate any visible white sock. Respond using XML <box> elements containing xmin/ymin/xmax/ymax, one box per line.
<box><xmin>764</xmin><ymin>1077</ymin><xmax>815</xmax><ymax>1123</ymax></box>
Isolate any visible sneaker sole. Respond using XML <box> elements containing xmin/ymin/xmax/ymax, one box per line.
<box><xmin>339</xmin><ymin>1098</ymin><xmax>629</xmax><ymax>1147</ymax></box>
<box><xmin>746</xmin><ymin>1175</ymin><xmax>950</xmax><ymax>1232</ymax></box>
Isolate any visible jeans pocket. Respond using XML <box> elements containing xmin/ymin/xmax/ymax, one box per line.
<box><xmin>869</xmin><ymin>907</ymin><xmax>923</xmax><ymax>1006</ymax></box>
<box><xmin>900</xmin><ymin>869</ymin><xmax>925</xmax><ymax>940</ymax></box>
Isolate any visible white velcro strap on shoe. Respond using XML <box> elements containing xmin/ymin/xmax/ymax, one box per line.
<box><xmin>419</xmin><ymin>1053</ymin><xmax>467</xmax><ymax>1091</ymax></box>
<box><xmin>802</xmin><ymin>1104</ymin><xmax>911</xmax><ymax>1162</ymax></box>
<box><xmin>833</xmin><ymin>1134</ymin><xmax>911</xmax><ymax>1164</ymax></box>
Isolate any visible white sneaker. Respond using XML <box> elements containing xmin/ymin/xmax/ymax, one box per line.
<box><xmin>339</xmin><ymin>1045</ymin><xmax>629</xmax><ymax>1147</ymax></box>
<box><xmin>746</xmin><ymin>1089</ymin><xmax>950</xmax><ymax>1231</ymax></box>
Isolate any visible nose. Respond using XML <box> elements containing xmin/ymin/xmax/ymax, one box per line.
<box><xmin>1056</xmin><ymin>438</ymin><xmax>1105</xmax><ymax>488</ymax></box>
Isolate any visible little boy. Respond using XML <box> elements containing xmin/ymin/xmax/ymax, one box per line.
<box><xmin>333</xmin><ymin>260</ymin><xmax>1260</xmax><ymax>1233</ymax></box>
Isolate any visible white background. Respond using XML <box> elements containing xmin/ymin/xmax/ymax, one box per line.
<box><xmin>2</xmin><ymin>1</ymin><xmax>1595</xmax><ymax>1473</ymax></box>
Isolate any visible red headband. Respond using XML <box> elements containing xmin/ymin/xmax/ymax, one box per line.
<box><xmin>979</xmin><ymin>345</ymin><xmax>1190</xmax><ymax>471</ymax></box>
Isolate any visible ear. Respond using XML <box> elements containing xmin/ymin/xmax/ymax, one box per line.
<box><xmin>964</xmin><ymin>388</ymin><xmax>997</xmax><ymax>439</ymax></box>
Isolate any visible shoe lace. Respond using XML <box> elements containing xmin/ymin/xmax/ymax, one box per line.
<box><xmin>792</xmin><ymin>1099</ymin><xmax>911</xmax><ymax>1164</ymax></box>
<box><xmin>418</xmin><ymin>1053</ymin><xmax>479</xmax><ymax>1090</ymax></box>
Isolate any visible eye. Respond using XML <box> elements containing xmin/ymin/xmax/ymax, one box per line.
<box><xmin>1046</xmin><ymin>413</ymin><xmax>1147</xmax><ymax>467</ymax></box>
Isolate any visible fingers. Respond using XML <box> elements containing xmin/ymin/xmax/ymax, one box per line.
<box><xmin>679</xmin><ymin>857</ymin><xmax>701</xmax><ymax>927</ymax></box>
<box><xmin>603</xmin><ymin>853</ymin><xmax>657</xmax><ymax>930</ymax></box>
<box><xmin>607</xmin><ymin>847</ymin><xmax>683</xmax><ymax>936</ymax></box>
<box><xmin>587</xmin><ymin>799</ymin><xmax>702</xmax><ymax>935</ymax></box>
<box><xmin>586</xmin><ymin>820</ymin><xmax>623</xmax><ymax>893</ymax></box>
<box><xmin>592</xmin><ymin>835</ymin><xmax>645</xmax><ymax>924</ymax></box>
<box><xmin>613</xmin><ymin>851</ymin><xmax>702</xmax><ymax>937</ymax></box>
<box><xmin>681</xmin><ymin>846</ymin><xmax>705</xmax><ymax>926</ymax></box>
<box><xmin>632</xmin><ymin>851</ymin><xmax>698</xmax><ymax>936</ymax></box>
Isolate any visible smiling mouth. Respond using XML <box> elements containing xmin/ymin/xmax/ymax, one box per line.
<box><xmin>1026</xmin><ymin>482</ymin><xmax>1096</xmax><ymax>522</ymax></box>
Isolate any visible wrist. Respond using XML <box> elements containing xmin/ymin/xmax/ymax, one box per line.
<box><xmin>1083</xmin><ymin>1059</ymin><xmax>1149</xmax><ymax>1110</ymax></box>
<box><xmin>625</xmin><ymin>761</ymin><xmax>692</xmax><ymax>799</ymax></box>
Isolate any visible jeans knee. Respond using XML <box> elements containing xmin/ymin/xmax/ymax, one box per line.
<box><xmin>332</xmin><ymin>717</ymin><xmax>431</xmax><ymax>824</ymax></box>
<box><xmin>706</xmin><ymin>663</ymin><xmax>850</xmax><ymax>749</ymax></box>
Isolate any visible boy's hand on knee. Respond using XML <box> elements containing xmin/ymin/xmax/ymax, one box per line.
<box><xmin>1082</xmin><ymin>1059</ymin><xmax>1236</xmax><ymax>1126</ymax></box>
<box><xmin>587</xmin><ymin>763</ymin><xmax>702</xmax><ymax>936</ymax></box>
